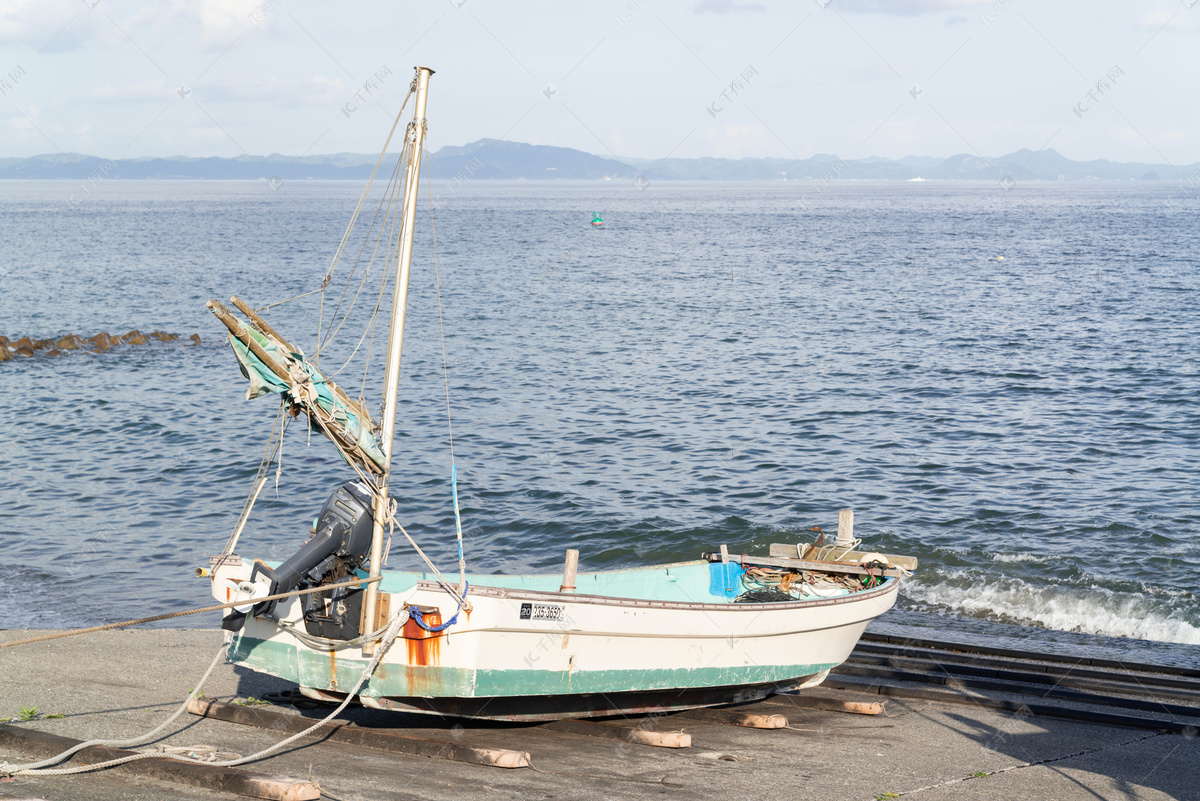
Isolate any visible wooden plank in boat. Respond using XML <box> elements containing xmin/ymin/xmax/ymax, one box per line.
<box><xmin>768</xmin><ymin>543</ymin><xmax>919</xmax><ymax>571</ymax></box>
<box><xmin>702</xmin><ymin>552</ymin><xmax>906</xmax><ymax>579</ymax></box>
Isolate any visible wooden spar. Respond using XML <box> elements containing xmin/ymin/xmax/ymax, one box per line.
<box><xmin>364</xmin><ymin>66</ymin><xmax>435</xmax><ymax>655</ymax></box>
<box><xmin>560</xmin><ymin>549</ymin><xmax>579</xmax><ymax>592</ymax></box>
<box><xmin>207</xmin><ymin>300</ymin><xmax>290</xmax><ymax>382</ymax></box>
<box><xmin>206</xmin><ymin>298</ymin><xmax>383</xmax><ymax>476</ymax></box>
<box><xmin>769</xmin><ymin>544</ymin><xmax>918</xmax><ymax>571</ymax></box>
<box><xmin>231</xmin><ymin>295</ymin><xmax>298</xmax><ymax>353</ymax></box>
<box><xmin>229</xmin><ymin>294</ymin><xmax>377</xmax><ymax>432</ymax></box>
<box><xmin>702</xmin><ymin>552</ymin><xmax>907</xmax><ymax>579</ymax></box>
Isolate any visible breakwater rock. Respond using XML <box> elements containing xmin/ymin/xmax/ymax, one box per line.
<box><xmin>0</xmin><ymin>330</ymin><xmax>201</xmax><ymax>361</ymax></box>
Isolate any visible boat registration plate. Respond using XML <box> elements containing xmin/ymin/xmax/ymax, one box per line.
<box><xmin>520</xmin><ymin>603</ymin><xmax>564</xmax><ymax>621</ymax></box>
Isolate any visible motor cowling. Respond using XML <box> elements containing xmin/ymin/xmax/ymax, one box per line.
<box><xmin>222</xmin><ymin>480</ymin><xmax>376</xmax><ymax>638</ymax></box>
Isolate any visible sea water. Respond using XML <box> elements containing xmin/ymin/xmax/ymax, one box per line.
<box><xmin>0</xmin><ymin>179</ymin><xmax>1196</xmax><ymax>666</ymax></box>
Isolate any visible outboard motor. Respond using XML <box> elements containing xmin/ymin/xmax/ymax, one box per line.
<box><xmin>222</xmin><ymin>480</ymin><xmax>376</xmax><ymax>639</ymax></box>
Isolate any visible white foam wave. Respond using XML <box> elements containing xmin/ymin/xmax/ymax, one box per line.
<box><xmin>903</xmin><ymin>572</ymin><xmax>1200</xmax><ymax>646</ymax></box>
<box><xmin>990</xmin><ymin>553</ymin><xmax>1045</xmax><ymax>563</ymax></box>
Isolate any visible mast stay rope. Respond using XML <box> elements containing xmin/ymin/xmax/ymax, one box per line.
<box><xmin>425</xmin><ymin>135</ymin><xmax>469</xmax><ymax>593</ymax></box>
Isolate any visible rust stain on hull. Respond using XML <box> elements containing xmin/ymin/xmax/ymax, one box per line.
<box><xmin>402</xmin><ymin>612</ymin><xmax>443</xmax><ymax>667</ymax></box>
<box><xmin>329</xmin><ymin>649</ymin><xmax>338</xmax><ymax>690</ymax></box>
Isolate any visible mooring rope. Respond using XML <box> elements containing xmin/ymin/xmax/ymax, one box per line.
<box><xmin>0</xmin><ymin>646</ymin><xmax>229</xmax><ymax>774</ymax></box>
<box><xmin>1</xmin><ymin>609</ymin><xmax>411</xmax><ymax>777</ymax></box>
<box><xmin>0</xmin><ymin>576</ymin><xmax>380</xmax><ymax>649</ymax></box>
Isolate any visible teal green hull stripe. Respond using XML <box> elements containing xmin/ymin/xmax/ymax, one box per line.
<box><xmin>229</xmin><ymin>636</ymin><xmax>836</xmax><ymax>698</ymax></box>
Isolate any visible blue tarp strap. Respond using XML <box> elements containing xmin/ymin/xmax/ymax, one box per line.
<box><xmin>409</xmin><ymin>582</ymin><xmax>470</xmax><ymax>632</ymax></box>
<box><xmin>451</xmin><ymin>464</ymin><xmax>465</xmax><ymax>564</ymax></box>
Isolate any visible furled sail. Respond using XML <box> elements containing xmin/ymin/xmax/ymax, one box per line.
<box><xmin>207</xmin><ymin>297</ymin><xmax>386</xmax><ymax>476</ymax></box>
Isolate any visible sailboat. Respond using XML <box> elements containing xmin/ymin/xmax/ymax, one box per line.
<box><xmin>205</xmin><ymin>66</ymin><xmax>915</xmax><ymax>721</ymax></box>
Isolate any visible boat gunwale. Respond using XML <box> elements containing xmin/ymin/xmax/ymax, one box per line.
<box><xmin>412</xmin><ymin>573</ymin><xmax>899</xmax><ymax>613</ymax></box>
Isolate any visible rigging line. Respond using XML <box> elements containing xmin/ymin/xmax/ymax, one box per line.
<box><xmin>222</xmin><ymin>401</ymin><xmax>286</xmax><ymax>555</ymax></box>
<box><xmin>324</xmin><ymin>156</ymin><xmax>408</xmax><ymax>380</ymax></box>
<box><xmin>314</xmin><ymin>87</ymin><xmax>412</xmax><ymax>365</ymax></box>
<box><xmin>389</xmin><ymin>504</ymin><xmax>469</xmax><ymax>607</ymax></box>
<box><xmin>424</xmin><ymin>137</ymin><xmax>456</xmax><ymax>463</ymax></box>
<box><xmin>316</xmin><ymin>110</ymin><xmax>410</xmax><ymax>359</ymax></box>
<box><xmin>316</xmin><ymin>144</ymin><xmax>409</xmax><ymax>358</ymax></box>
<box><xmin>241</xmin><ymin>401</ymin><xmax>284</xmax><ymax>516</ymax></box>
<box><xmin>358</xmin><ymin>230</ymin><xmax>390</xmax><ymax>398</ymax></box>
<box><xmin>321</xmin><ymin>88</ymin><xmax>413</xmax><ymax>290</ymax></box>
<box><xmin>357</xmin><ymin>166</ymin><xmax>408</xmax><ymax>398</ymax></box>
<box><xmin>253</xmin><ymin>281</ymin><xmax>328</xmax><ymax>313</ymax></box>
<box><xmin>301</xmin><ymin>387</ymin><xmax>383</xmax><ymax>488</ymax></box>
<box><xmin>316</xmin><ymin>275</ymin><xmax>324</xmax><ymax>368</ymax></box>
<box><xmin>294</xmin><ymin>398</ymin><xmax>461</xmax><ymax>591</ymax></box>
<box><xmin>317</xmin><ymin>141</ymin><xmax>407</xmax><ymax>357</ymax></box>
<box><xmin>274</xmin><ymin>414</ymin><xmax>291</xmax><ymax>495</ymax></box>
<box><xmin>424</xmin><ymin>135</ymin><xmax>467</xmax><ymax>593</ymax></box>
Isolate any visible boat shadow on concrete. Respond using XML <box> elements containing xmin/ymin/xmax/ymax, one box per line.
<box><xmin>231</xmin><ymin>665</ymin><xmax>518</xmax><ymax>733</ymax></box>
<box><xmin>232</xmin><ymin>663</ymin><xmax>1199</xmax><ymax>796</ymax></box>
<box><xmin>928</xmin><ymin>708</ymin><xmax>1196</xmax><ymax>801</ymax></box>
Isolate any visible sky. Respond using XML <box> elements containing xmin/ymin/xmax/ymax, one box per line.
<box><xmin>0</xmin><ymin>0</ymin><xmax>1196</xmax><ymax>165</ymax></box>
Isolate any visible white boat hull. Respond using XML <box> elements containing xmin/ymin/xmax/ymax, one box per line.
<box><xmin>214</xmin><ymin>559</ymin><xmax>900</xmax><ymax>720</ymax></box>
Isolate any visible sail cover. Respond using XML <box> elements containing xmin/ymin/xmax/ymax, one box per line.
<box><xmin>209</xmin><ymin>300</ymin><xmax>386</xmax><ymax>476</ymax></box>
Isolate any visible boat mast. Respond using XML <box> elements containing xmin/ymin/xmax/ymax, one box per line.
<box><xmin>363</xmin><ymin>65</ymin><xmax>434</xmax><ymax>654</ymax></box>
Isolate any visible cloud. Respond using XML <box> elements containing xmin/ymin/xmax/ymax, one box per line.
<box><xmin>89</xmin><ymin>73</ymin><xmax>349</xmax><ymax>107</ymax></box>
<box><xmin>304</xmin><ymin>75</ymin><xmax>346</xmax><ymax>106</ymax></box>
<box><xmin>835</xmin><ymin>0</ymin><xmax>988</xmax><ymax>14</ymax></box>
<box><xmin>694</xmin><ymin>0</ymin><xmax>766</xmax><ymax>13</ymax></box>
<box><xmin>1135</xmin><ymin>7</ymin><xmax>1190</xmax><ymax>29</ymax></box>
<box><xmin>699</xmin><ymin>123</ymin><xmax>771</xmax><ymax>158</ymax></box>
<box><xmin>0</xmin><ymin>0</ymin><xmax>61</xmax><ymax>45</ymax></box>
<box><xmin>0</xmin><ymin>1</ymin><xmax>107</xmax><ymax>51</ymax></box>
<box><xmin>90</xmin><ymin>80</ymin><xmax>176</xmax><ymax>102</ymax></box>
<box><xmin>174</xmin><ymin>0</ymin><xmax>270</xmax><ymax>48</ymax></box>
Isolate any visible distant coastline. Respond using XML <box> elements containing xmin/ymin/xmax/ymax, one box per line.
<box><xmin>0</xmin><ymin>139</ymin><xmax>1190</xmax><ymax>182</ymax></box>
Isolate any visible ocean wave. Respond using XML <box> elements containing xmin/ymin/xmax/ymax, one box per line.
<box><xmin>902</xmin><ymin>571</ymin><xmax>1200</xmax><ymax>646</ymax></box>
<box><xmin>990</xmin><ymin>553</ymin><xmax>1045</xmax><ymax>563</ymax></box>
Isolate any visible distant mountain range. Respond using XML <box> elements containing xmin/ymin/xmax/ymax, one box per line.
<box><xmin>0</xmin><ymin>140</ymin><xmax>1188</xmax><ymax>182</ymax></box>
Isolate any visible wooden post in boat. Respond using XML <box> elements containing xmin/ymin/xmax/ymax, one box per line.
<box><xmin>836</xmin><ymin>509</ymin><xmax>854</xmax><ymax>548</ymax></box>
<box><xmin>560</xmin><ymin>549</ymin><xmax>579</xmax><ymax>592</ymax></box>
<box><xmin>363</xmin><ymin>65</ymin><xmax>435</xmax><ymax>656</ymax></box>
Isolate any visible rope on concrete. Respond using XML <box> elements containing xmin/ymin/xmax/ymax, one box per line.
<box><xmin>0</xmin><ymin>644</ymin><xmax>229</xmax><ymax>775</ymax></box>
<box><xmin>1</xmin><ymin>608</ymin><xmax>410</xmax><ymax>777</ymax></box>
